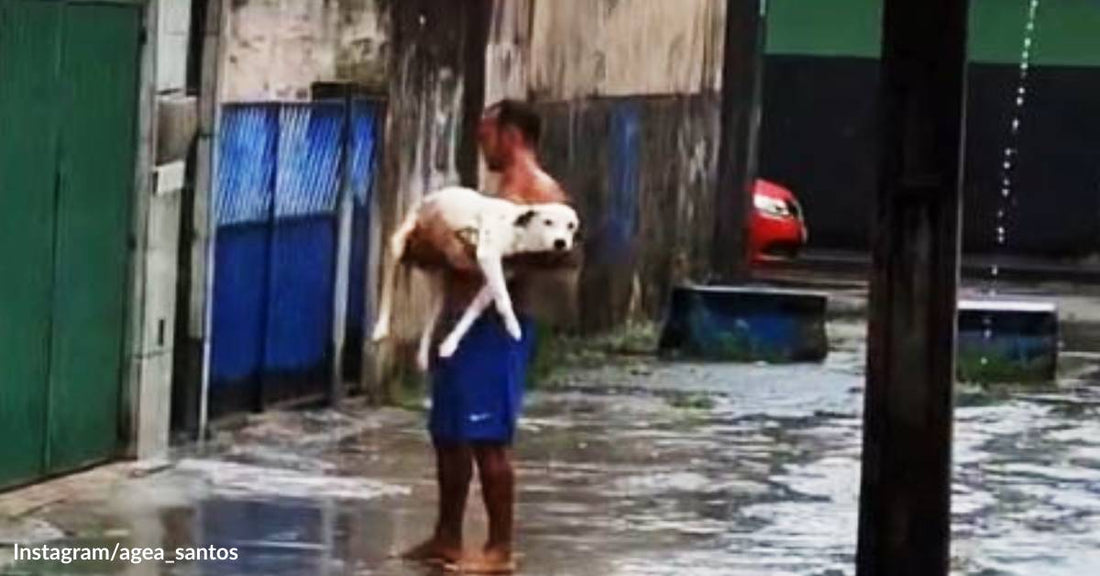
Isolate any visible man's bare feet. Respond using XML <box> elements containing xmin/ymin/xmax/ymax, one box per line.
<box><xmin>444</xmin><ymin>547</ymin><xmax>515</xmax><ymax>574</ymax></box>
<box><xmin>400</xmin><ymin>538</ymin><xmax>463</xmax><ymax>565</ymax></box>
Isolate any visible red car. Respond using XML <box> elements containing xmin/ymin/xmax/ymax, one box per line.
<box><xmin>751</xmin><ymin>179</ymin><xmax>807</xmax><ymax>263</ymax></box>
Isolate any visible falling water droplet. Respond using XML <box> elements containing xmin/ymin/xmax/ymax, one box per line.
<box><xmin>989</xmin><ymin>0</ymin><xmax>1040</xmax><ymax>294</ymax></box>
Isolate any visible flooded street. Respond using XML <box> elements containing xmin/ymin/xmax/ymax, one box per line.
<box><xmin>2</xmin><ymin>320</ymin><xmax>1099</xmax><ymax>575</ymax></box>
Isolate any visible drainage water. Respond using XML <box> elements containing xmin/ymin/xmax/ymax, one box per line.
<box><xmin>981</xmin><ymin>0</ymin><xmax>1043</xmax><ymax>368</ymax></box>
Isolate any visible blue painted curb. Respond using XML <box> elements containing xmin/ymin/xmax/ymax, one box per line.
<box><xmin>659</xmin><ymin>285</ymin><xmax>829</xmax><ymax>363</ymax></box>
<box><xmin>957</xmin><ymin>299</ymin><xmax>1058</xmax><ymax>383</ymax></box>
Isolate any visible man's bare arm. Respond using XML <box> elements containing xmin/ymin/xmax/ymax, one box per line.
<box><xmin>503</xmin><ymin>248</ymin><xmax>582</xmax><ymax>271</ymax></box>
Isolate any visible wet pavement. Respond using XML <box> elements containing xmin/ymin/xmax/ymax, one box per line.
<box><xmin>1</xmin><ymin>319</ymin><xmax>1099</xmax><ymax>575</ymax></box>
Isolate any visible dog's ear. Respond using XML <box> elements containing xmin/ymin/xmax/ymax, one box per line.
<box><xmin>514</xmin><ymin>209</ymin><xmax>537</xmax><ymax>227</ymax></box>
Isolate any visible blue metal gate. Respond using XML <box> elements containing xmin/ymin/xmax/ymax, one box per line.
<box><xmin>210</xmin><ymin>100</ymin><xmax>381</xmax><ymax>418</ymax></box>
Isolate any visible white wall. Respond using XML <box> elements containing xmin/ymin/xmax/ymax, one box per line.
<box><xmin>221</xmin><ymin>0</ymin><xmax>388</xmax><ymax>101</ymax></box>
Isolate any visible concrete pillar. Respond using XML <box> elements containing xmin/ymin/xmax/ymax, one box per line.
<box><xmin>127</xmin><ymin>0</ymin><xmax>197</xmax><ymax>461</ymax></box>
<box><xmin>123</xmin><ymin>0</ymin><xmax>159</xmax><ymax>462</ymax></box>
<box><xmin>134</xmin><ymin>162</ymin><xmax>185</xmax><ymax>460</ymax></box>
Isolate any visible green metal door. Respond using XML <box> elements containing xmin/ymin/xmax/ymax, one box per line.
<box><xmin>0</xmin><ymin>0</ymin><xmax>141</xmax><ymax>487</ymax></box>
<box><xmin>0</xmin><ymin>0</ymin><xmax>62</xmax><ymax>489</ymax></box>
<box><xmin>47</xmin><ymin>2</ymin><xmax>141</xmax><ymax>473</ymax></box>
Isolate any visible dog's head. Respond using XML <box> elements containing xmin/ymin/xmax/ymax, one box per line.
<box><xmin>512</xmin><ymin>203</ymin><xmax>580</xmax><ymax>253</ymax></box>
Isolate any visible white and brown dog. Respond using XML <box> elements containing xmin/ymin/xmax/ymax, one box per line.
<box><xmin>371</xmin><ymin>186</ymin><xmax>579</xmax><ymax>370</ymax></box>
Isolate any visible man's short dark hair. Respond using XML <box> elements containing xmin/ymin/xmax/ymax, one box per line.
<box><xmin>488</xmin><ymin>99</ymin><xmax>541</xmax><ymax>146</ymax></box>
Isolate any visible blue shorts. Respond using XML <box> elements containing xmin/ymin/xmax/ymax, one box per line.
<box><xmin>429</xmin><ymin>313</ymin><xmax>535</xmax><ymax>445</ymax></box>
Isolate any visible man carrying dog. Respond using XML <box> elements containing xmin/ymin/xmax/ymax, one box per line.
<box><xmin>400</xmin><ymin>99</ymin><xmax>575</xmax><ymax>574</ymax></box>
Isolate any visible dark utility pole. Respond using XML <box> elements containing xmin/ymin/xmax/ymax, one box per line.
<box><xmin>712</xmin><ymin>0</ymin><xmax>765</xmax><ymax>282</ymax></box>
<box><xmin>857</xmin><ymin>0</ymin><xmax>969</xmax><ymax>574</ymax></box>
<box><xmin>458</xmin><ymin>0</ymin><xmax>492</xmax><ymax>188</ymax></box>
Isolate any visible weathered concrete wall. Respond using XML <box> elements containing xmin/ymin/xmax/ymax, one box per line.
<box><xmin>485</xmin><ymin>0</ymin><xmax>531</xmax><ymax>105</ymax></box>
<box><xmin>535</xmin><ymin>96</ymin><xmax>720</xmax><ymax>332</ymax></box>
<box><xmin>501</xmin><ymin>0</ymin><xmax>725</xmax><ymax>331</ymax></box>
<box><xmin>212</xmin><ymin>0</ymin><xmax>728</xmax><ymax>383</ymax></box>
<box><xmin>380</xmin><ymin>1</ymin><xmax>483</xmax><ymax>214</ymax></box>
<box><xmin>528</xmin><ymin>0</ymin><xmax>725</xmax><ymax>100</ymax></box>
<box><xmin>364</xmin><ymin>0</ymin><xmax>491</xmax><ymax>397</ymax></box>
<box><xmin>222</xmin><ymin>0</ymin><xmax>388</xmax><ymax>101</ymax></box>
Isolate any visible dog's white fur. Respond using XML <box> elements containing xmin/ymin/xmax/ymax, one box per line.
<box><xmin>371</xmin><ymin>186</ymin><xmax>579</xmax><ymax>370</ymax></box>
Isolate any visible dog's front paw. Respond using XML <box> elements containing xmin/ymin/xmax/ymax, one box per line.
<box><xmin>416</xmin><ymin>348</ymin><xmax>431</xmax><ymax>372</ymax></box>
<box><xmin>503</xmin><ymin>316</ymin><xmax>523</xmax><ymax>341</ymax></box>
<box><xmin>371</xmin><ymin>322</ymin><xmax>389</xmax><ymax>342</ymax></box>
<box><xmin>439</xmin><ymin>337</ymin><xmax>459</xmax><ymax>359</ymax></box>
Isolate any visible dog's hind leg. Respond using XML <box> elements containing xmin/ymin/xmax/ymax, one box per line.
<box><xmin>438</xmin><ymin>285</ymin><xmax>494</xmax><ymax>359</ymax></box>
<box><xmin>416</xmin><ymin>274</ymin><xmax>444</xmax><ymax>371</ymax></box>
<box><xmin>371</xmin><ymin>212</ymin><xmax>420</xmax><ymax>342</ymax></box>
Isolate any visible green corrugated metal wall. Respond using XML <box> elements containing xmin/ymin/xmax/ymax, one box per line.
<box><xmin>0</xmin><ymin>0</ymin><xmax>142</xmax><ymax>489</ymax></box>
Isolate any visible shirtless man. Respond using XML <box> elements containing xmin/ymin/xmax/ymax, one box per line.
<box><xmin>400</xmin><ymin>100</ymin><xmax>573</xmax><ymax>574</ymax></box>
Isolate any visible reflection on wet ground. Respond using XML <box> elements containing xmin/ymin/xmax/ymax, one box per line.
<box><xmin>2</xmin><ymin>320</ymin><xmax>1098</xmax><ymax>575</ymax></box>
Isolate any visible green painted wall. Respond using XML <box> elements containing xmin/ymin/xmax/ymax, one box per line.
<box><xmin>767</xmin><ymin>0</ymin><xmax>1100</xmax><ymax>66</ymax></box>
<box><xmin>970</xmin><ymin>0</ymin><xmax>1100</xmax><ymax>66</ymax></box>
<box><xmin>765</xmin><ymin>0</ymin><xmax>883</xmax><ymax>58</ymax></box>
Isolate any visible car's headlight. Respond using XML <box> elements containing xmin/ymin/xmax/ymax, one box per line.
<box><xmin>754</xmin><ymin>194</ymin><xmax>792</xmax><ymax>218</ymax></box>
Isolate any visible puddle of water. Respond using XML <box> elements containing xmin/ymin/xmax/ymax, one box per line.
<box><xmin>174</xmin><ymin>459</ymin><xmax>410</xmax><ymax>501</ymax></box>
